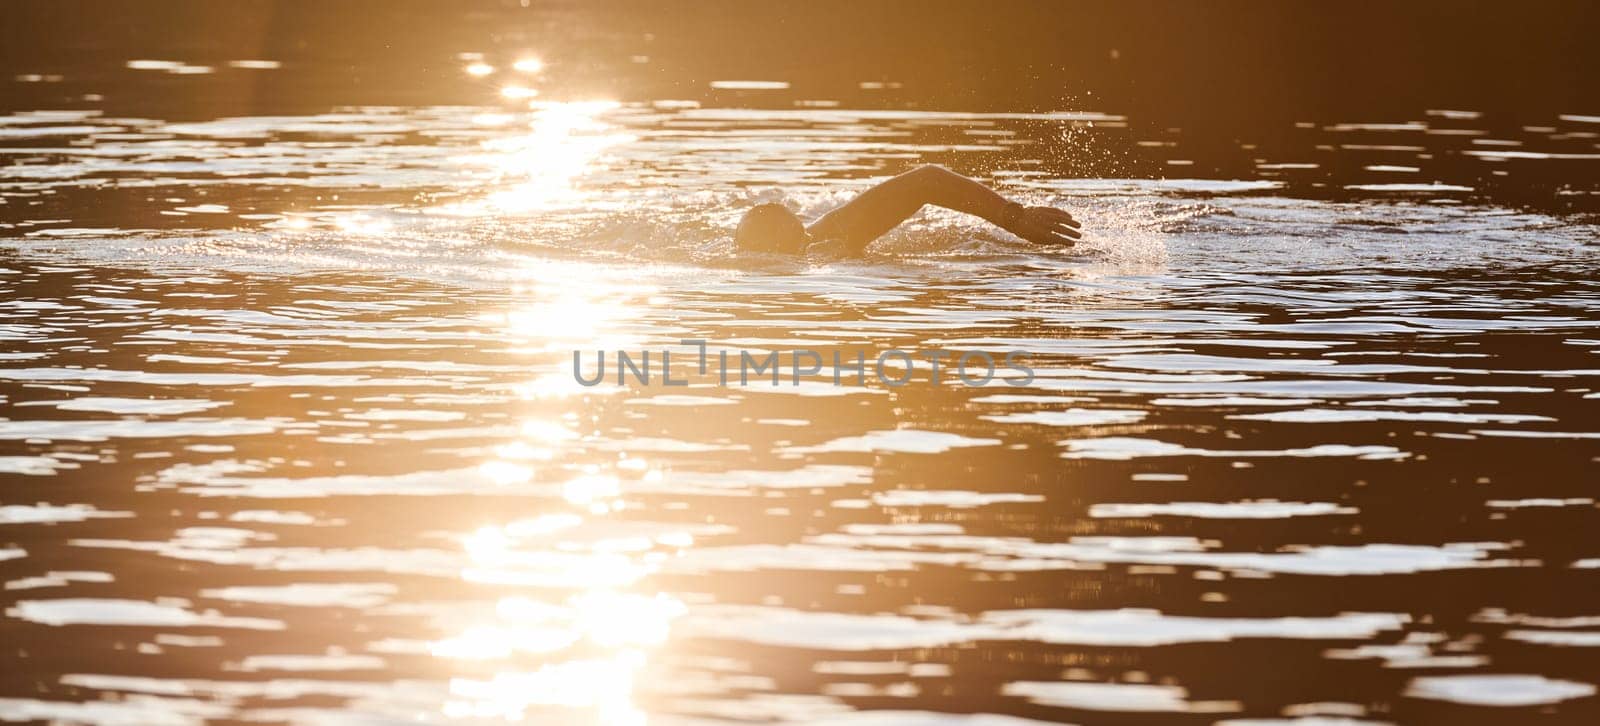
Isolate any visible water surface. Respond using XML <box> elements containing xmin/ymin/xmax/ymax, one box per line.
<box><xmin>3</xmin><ymin>60</ymin><xmax>1600</xmax><ymax>726</ymax></box>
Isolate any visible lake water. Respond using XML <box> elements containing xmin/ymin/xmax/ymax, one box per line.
<box><xmin>3</xmin><ymin>5</ymin><xmax>1600</xmax><ymax>725</ymax></box>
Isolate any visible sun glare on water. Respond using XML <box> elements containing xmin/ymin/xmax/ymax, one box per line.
<box><xmin>438</xmin><ymin>100</ymin><xmax>634</xmax><ymax>217</ymax></box>
<box><xmin>434</xmin><ymin>510</ymin><xmax>690</xmax><ymax>722</ymax></box>
<box><xmin>430</xmin><ymin>263</ymin><xmax>682</xmax><ymax>722</ymax></box>
<box><xmin>437</xmin><ymin>451</ymin><xmax>691</xmax><ymax>722</ymax></box>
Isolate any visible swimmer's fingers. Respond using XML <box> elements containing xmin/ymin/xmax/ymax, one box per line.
<box><xmin>1030</xmin><ymin>206</ymin><xmax>1080</xmax><ymax>229</ymax></box>
<box><xmin>1044</xmin><ymin>220</ymin><xmax>1082</xmax><ymax>243</ymax></box>
<box><xmin>1028</xmin><ymin>225</ymin><xmax>1079</xmax><ymax>247</ymax></box>
<box><xmin>1007</xmin><ymin>207</ymin><xmax>1081</xmax><ymax>246</ymax></box>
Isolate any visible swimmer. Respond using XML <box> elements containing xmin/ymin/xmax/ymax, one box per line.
<box><xmin>735</xmin><ymin>164</ymin><xmax>1081</xmax><ymax>254</ymax></box>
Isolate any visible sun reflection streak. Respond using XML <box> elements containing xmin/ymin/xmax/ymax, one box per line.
<box><xmin>443</xmin><ymin>512</ymin><xmax>686</xmax><ymax>719</ymax></box>
<box><xmin>444</xmin><ymin>416</ymin><xmax>688</xmax><ymax>724</ymax></box>
<box><xmin>439</xmin><ymin>518</ymin><xmax>689</xmax><ymax>723</ymax></box>
<box><xmin>429</xmin><ymin>178</ymin><xmax>685</xmax><ymax>719</ymax></box>
<box><xmin>488</xmin><ymin>272</ymin><xmax>652</xmax><ymax>365</ymax></box>
<box><xmin>500</xmin><ymin>296</ymin><xmax>632</xmax><ymax>344</ymax></box>
<box><xmin>439</xmin><ymin>100</ymin><xmax>634</xmax><ymax>217</ymax></box>
<box><xmin>573</xmin><ymin>591</ymin><xmax>687</xmax><ymax>648</ymax></box>
<box><xmin>445</xmin><ymin>654</ymin><xmax>647</xmax><ymax>724</ymax></box>
<box><xmin>478</xmin><ymin>459</ymin><xmax>534</xmax><ymax>486</ymax></box>
<box><xmin>270</xmin><ymin>98</ymin><xmax>636</xmax><ymax>245</ymax></box>
<box><xmin>333</xmin><ymin>213</ymin><xmax>392</xmax><ymax>236</ymax></box>
<box><xmin>563</xmin><ymin>472</ymin><xmax>622</xmax><ymax>512</ymax></box>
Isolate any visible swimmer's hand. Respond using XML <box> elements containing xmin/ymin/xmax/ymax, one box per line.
<box><xmin>1000</xmin><ymin>203</ymin><xmax>1082</xmax><ymax>247</ymax></box>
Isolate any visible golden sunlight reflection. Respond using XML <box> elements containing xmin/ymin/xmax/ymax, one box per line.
<box><xmin>440</xmin><ymin>100</ymin><xmax>633</xmax><ymax>217</ymax></box>
<box><xmin>493</xmin><ymin>441</ymin><xmax>552</xmax><ymax>463</ymax></box>
<box><xmin>500</xmin><ymin>85</ymin><xmax>539</xmax><ymax>100</ymax></box>
<box><xmin>520</xmin><ymin>419</ymin><xmax>581</xmax><ymax>444</ymax></box>
<box><xmin>465</xmin><ymin>62</ymin><xmax>495</xmax><ymax>77</ymax></box>
<box><xmin>445</xmin><ymin>653</ymin><xmax>648</xmax><ymax>724</ymax></box>
<box><xmin>333</xmin><ymin>213</ymin><xmax>393</xmax><ymax>236</ymax></box>
<box><xmin>477</xmin><ymin>459</ymin><xmax>534</xmax><ymax>486</ymax></box>
<box><xmin>471</xmin><ymin>112</ymin><xmax>515</xmax><ymax>127</ymax></box>
<box><xmin>426</xmin><ymin>132</ymin><xmax>687</xmax><ymax>716</ymax></box>
<box><xmin>491</xmin><ymin>273</ymin><xmax>651</xmax><ymax>353</ymax></box>
<box><xmin>572</xmin><ymin>591</ymin><xmax>687</xmax><ymax>648</ymax></box>
<box><xmin>480</xmin><ymin>421</ymin><xmax>581</xmax><ymax>473</ymax></box>
<box><xmin>438</xmin><ymin>483</ymin><xmax>693</xmax><ymax>723</ymax></box>
<box><xmin>513</xmin><ymin>57</ymin><xmax>545</xmax><ymax>74</ymax></box>
<box><xmin>513</xmin><ymin>370</ymin><xmax>619</xmax><ymax>400</ymax></box>
<box><xmin>490</xmin><ymin>272</ymin><xmax>653</xmax><ymax>399</ymax></box>
<box><xmin>500</xmin><ymin>297</ymin><xmax>630</xmax><ymax>343</ymax></box>
<box><xmin>563</xmin><ymin>472</ymin><xmax>622</xmax><ymax>512</ymax></box>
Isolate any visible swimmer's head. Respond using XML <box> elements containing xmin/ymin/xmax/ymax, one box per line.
<box><xmin>735</xmin><ymin>203</ymin><xmax>809</xmax><ymax>254</ymax></box>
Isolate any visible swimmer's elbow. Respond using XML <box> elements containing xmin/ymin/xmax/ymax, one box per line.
<box><xmin>906</xmin><ymin>164</ymin><xmax>955</xmax><ymax>182</ymax></box>
<box><xmin>894</xmin><ymin>164</ymin><xmax>959</xmax><ymax>198</ymax></box>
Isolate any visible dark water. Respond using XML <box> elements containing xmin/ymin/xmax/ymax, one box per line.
<box><xmin>3</xmin><ymin>3</ymin><xmax>1600</xmax><ymax>725</ymax></box>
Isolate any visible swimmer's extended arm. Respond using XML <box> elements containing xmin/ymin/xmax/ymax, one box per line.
<box><xmin>806</xmin><ymin>164</ymin><xmax>1081</xmax><ymax>252</ymax></box>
